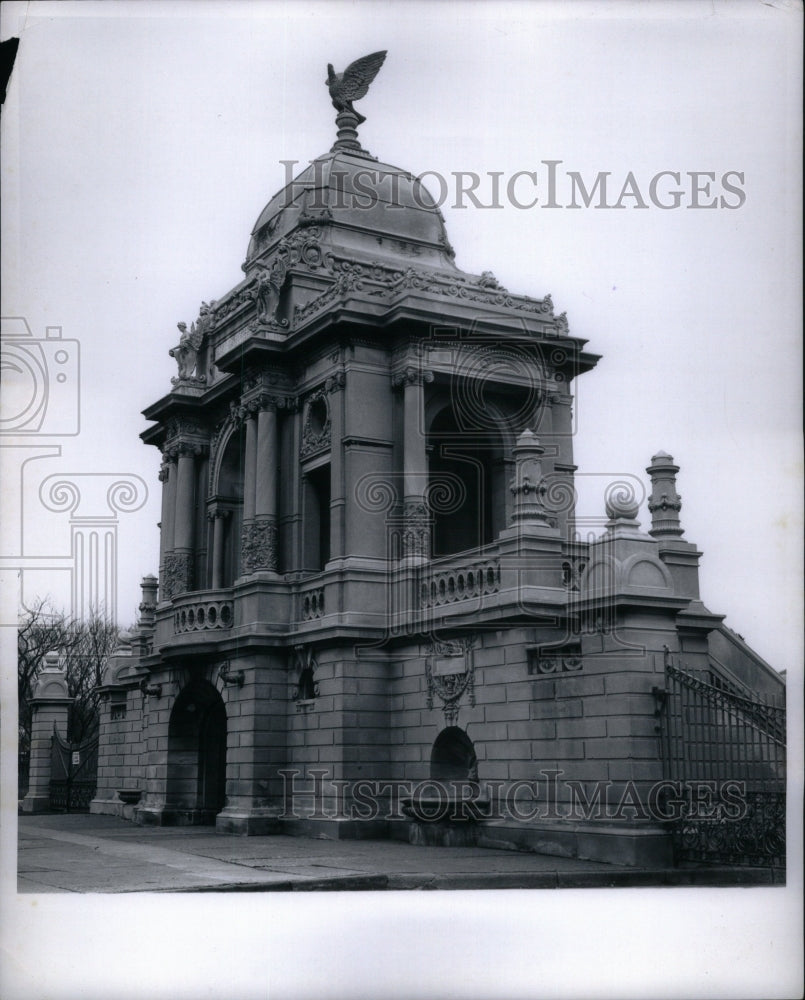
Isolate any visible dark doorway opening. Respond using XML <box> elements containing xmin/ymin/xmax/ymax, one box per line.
<box><xmin>304</xmin><ymin>463</ymin><xmax>331</xmax><ymax>572</ymax></box>
<box><xmin>428</xmin><ymin>408</ymin><xmax>504</xmax><ymax>557</ymax></box>
<box><xmin>166</xmin><ymin>680</ymin><xmax>227</xmax><ymax>824</ymax></box>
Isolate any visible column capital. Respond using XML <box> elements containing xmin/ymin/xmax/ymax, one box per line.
<box><xmin>392</xmin><ymin>367</ymin><xmax>434</xmax><ymax>390</ymax></box>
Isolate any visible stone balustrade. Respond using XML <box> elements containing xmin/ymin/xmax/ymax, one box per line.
<box><xmin>420</xmin><ymin>556</ymin><xmax>501</xmax><ymax>609</ymax></box>
<box><xmin>172</xmin><ymin>592</ymin><xmax>234</xmax><ymax>633</ymax></box>
<box><xmin>299</xmin><ymin>586</ymin><xmax>325</xmax><ymax>621</ymax></box>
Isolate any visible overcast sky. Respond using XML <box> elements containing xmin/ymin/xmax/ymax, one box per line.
<box><xmin>1</xmin><ymin>2</ymin><xmax>802</xmax><ymax>998</ymax></box>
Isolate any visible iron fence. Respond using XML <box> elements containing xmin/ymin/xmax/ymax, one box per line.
<box><xmin>656</xmin><ymin>653</ymin><xmax>785</xmax><ymax>869</ymax></box>
<box><xmin>50</xmin><ymin>730</ymin><xmax>99</xmax><ymax>812</ymax></box>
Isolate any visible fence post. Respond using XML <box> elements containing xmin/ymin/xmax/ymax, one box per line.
<box><xmin>21</xmin><ymin>651</ymin><xmax>73</xmax><ymax>813</ymax></box>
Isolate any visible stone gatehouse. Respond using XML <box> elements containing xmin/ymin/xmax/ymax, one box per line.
<box><xmin>83</xmin><ymin>59</ymin><xmax>784</xmax><ymax>867</ymax></box>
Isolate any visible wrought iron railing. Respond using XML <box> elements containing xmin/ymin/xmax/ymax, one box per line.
<box><xmin>50</xmin><ymin>730</ymin><xmax>99</xmax><ymax>812</ymax></box>
<box><xmin>656</xmin><ymin>653</ymin><xmax>785</xmax><ymax>869</ymax></box>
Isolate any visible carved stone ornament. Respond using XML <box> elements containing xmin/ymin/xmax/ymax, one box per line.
<box><xmin>391</xmin><ymin>367</ymin><xmax>434</xmax><ymax>390</ymax></box>
<box><xmin>291</xmin><ymin>646</ymin><xmax>319</xmax><ymax>709</ymax></box>
<box><xmin>478</xmin><ymin>270</ymin><xmax>506</xmax><ymax>291</ymax></box>
<box><xmin>162</xmin><ymin>551</ymin><xmax>193</xmax><ymax>600</ymax></box>
<box><xmin>528</xmin><ymin>643</ymin><xmax>583</xmax><ymax>676</ymax></box>
<box><xmin>252</xmin><ymin>256</ymin><xmax>291</xmax><ymax>329</ymax></box>
<box><xmin>241</xmin><ymin>520</ymin><xmax>278</xmax><ymax>574</ymax></box>
<box><xmin>169</xmin><ymin>301</ymin><xmax>215</xmax><ymax>385</ymax></box>
<box><xmin>301</xmin><ymin>389</ymin><xmax>331</xmax><ymax>459</ymax></box>
<box><xmin>425</xmin><ymin>636</ymin><xmax>477</xmax><ymax>725</ymax></box>
<box><xmin>648</xmin><ymin>492</ymin><xmax>682</xmax><ymax>513</ymax></box>
<box><xmin>326</xmin><ymin>50</ymin><xmax>387</xmax><ymax>126</ymax></box>
<box><xmin>403</xmin><ymin>500</ymin><xmax>431</xmax><ymax>558</ymax></box>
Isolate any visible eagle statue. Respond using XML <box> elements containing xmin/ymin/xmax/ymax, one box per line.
<box><xmin>326</xmin><ymin>50</ymin><xmax>387</xmax><ymax>124</ymax></box>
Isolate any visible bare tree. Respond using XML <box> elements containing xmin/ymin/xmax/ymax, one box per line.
<box><xmin>18</xmin><ymin>602</ymin><xmax>122</xmax><ymax>758</ymax></box>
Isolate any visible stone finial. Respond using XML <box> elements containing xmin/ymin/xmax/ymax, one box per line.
<box><xmin>510</xmin><ymin>430</ymin><xmax>552</xmax><ymax>526</ymax></box>
<box><xmin>138</xmin><ymin>575</ymin><xmax>158</xmax><ymax>629</ymax></box>
<box><xmin>31</xmin><ymin>651</ymin><xmax>70</xmax><ymax>701</ymax></box>
<box><xmin>327</xmin><ymin>51</ymin><xmax>387</xmax><ymax>152</ymax></box>
<box><xmin>646</xmin><ymin>451</ymin><xmax>684</xmax><ymax>538</ymax></box>
<box><xmin>605</xmin><ymin>485</ymin><xmax>640</xmax><ymax>524</ymax></box>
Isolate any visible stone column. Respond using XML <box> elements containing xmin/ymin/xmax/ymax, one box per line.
<box><xmin>210</xmin><ymin>511</ymin><xmax>229</xmax><ymax>588</ymax></box>
<box><xmin>22</xmin><ymin>652</ymin><xmax>73</xmax><ymax>813</ymax></box>
<box><xmin>394</xmin><ymin>367</ymin><xmax>433</xmax><ymax>561</ymax></box>
<box><xmin>326</xmin><ymin>375</ymin><xmax>346</xmax><ymax>561</ymax></box>
<box><xmin>167</xmin><ymin>445</ymin><xmax>196</xmax><ymax>596</ymax></box>
<box><xmin>158</xmin><ymin>455</ymin><xmax>176</xmax><ymax>563</ymax></box>
<box><xmin>646</xmin><ymin>451</ymin><xmax>684</xmax><ymax>538</ymax></box>
<box><xmin>250</xmin><ymin>399</ymin><xmax>279</xmax><ymax>573</ymax></box>
<box><xmin>240</xmin><ymin>409</ymin><xmax>258</xmax><ymax>574</ymax></box>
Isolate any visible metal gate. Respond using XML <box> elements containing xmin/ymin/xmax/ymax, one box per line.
<box><xmin>656</xmin><ymin>652</ymin><xmax>785</xmax><ymax>869</ymax></box>
<box><xmin>50</xmin><ymin>730</ymin><xmax>99</xmax><ymax>812</ymax></box>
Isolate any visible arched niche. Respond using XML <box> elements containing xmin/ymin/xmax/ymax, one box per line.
<box><xmin>430</xmin><ymin>726</ymin><xmax>478</xmax><ymax>783</ymax></box>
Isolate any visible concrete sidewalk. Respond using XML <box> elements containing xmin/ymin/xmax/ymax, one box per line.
<box><xmin>17</xmin><ymin>813</ymin><xmax>782</xmax><ymax>892</ymax></box>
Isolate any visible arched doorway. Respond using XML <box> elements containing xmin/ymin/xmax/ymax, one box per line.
<box><xmin>166</xmin><ymin>680</ymin><xmax>227</xmax><ymax>824</ymax></box>
<box><xmin>430</xmin><ymin>726</ymin><xmax>478</xmax><ymax>784</ymax></box>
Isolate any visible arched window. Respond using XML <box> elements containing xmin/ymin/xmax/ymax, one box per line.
<box><xmin>212</xmin><ymin>431</ymin><xmax>244</xmax><ymax>586</ymax></box>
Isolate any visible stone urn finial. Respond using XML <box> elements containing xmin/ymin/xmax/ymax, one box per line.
<box><xmin>510</xmin><ymin>429</ymin><xmax>553</xmax><ymax>527</ymax></box>
<box><xmin>646</xmin><ymin>451</ymin><xmax>684</xmax><ymax>538</ymax></box>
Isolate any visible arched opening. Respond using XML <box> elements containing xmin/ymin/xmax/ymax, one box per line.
<box><xmin>213</xmin><ymin>432</ymin><xmax>244</xmax><ymax>586</ymax></box>
<box><xmin>430</xmin><ymin>726</ymin><xmax>478</xmax><ymax>783</ymax></box>
<box><xmin>166</xmin><ymin>680</ymin><xmax>227</xmax><ymax>824</ymax></box>
<box><xmin>428</xmin><ymin>407</ymin><xmax>505</xmax><ymax>557</ymax></box>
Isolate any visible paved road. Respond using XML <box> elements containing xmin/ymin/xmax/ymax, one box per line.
<box><xmin>17</xmin><ymin>813</ymin><xmax>780</xmax><ymax>892</ymax></box>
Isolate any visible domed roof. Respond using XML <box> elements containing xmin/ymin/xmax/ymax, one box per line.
<box><xmin>246</xmin><ymin>148</ymin><xmax>456</xmax><ymax>269</ymax></box>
